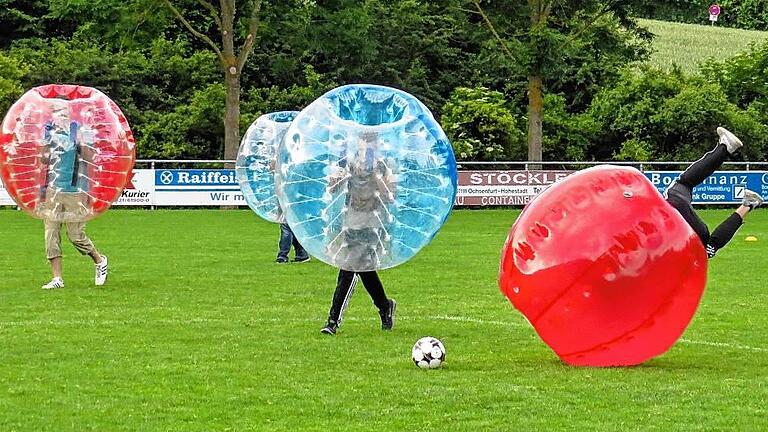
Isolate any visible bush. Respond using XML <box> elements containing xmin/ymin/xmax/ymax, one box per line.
<box><xmin>613</xmin><ymin>138</ymin><xmax>655</xmax><ymax>161</ymax></box>
<box><xmin>0</xmin><ymin>52</ymin><xmax>26</xmax><ymax>113</ymax></box>
<box><xmin>542</xmin><ymin>93</ymin><xmax>599</xmax><ymax>161</ymax></box>
<box><xmin>588</xmin><ymin>66</ymin><xmax>768</xmax><ymax>161</ymax></box>
<box><xmin>630</xmin><ymin>0</ymin><xmax>768</xmax><ymax>30</ymax></box>
<box><xmin>441</xmin><ymin>86</ymin><xmax>525</xmax><ymax>161</ymax></box>
<box><xmin>240</xmin><ymin>65</ymin><xmax>337</xmax><ymax>131</ymax></box>
<box><xmin>701</xmin><ymin>39</ymin><xmax>768</xmax><ymax>107</ymax></box>
<box><xmin>138</xmin><ymin>84</ymin><xmax>226</xmax><ymax>160</ymax></box>
<box><xmin>717</xmin><ymin>0</ymin><xmax>768</xmax><ymax>30</ymax></box>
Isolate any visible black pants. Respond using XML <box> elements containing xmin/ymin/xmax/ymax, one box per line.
<box><xmin>326</xmin><ymin>270</ymin><xmax>388</xmax><ymax>326</ymax></box>
<box><xmin>665</xmin><ymin>144</ymin><xmax>743</xmax><ymax>257</ymax></box>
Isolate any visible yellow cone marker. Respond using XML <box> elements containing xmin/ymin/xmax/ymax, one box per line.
<box><xmin>745</xmin><ymin>235</ymin><xmax>758</xmax><ymax>242</ymax></box>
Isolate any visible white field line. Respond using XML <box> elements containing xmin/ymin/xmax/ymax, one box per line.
<box><xmin>677</xmin><ymin>338</ymin><xmax>768</xmax><ymax>353</ymax></box>
<box><xmin>0</xmin><ymin>314</ymin><xmax>765</xmax><ymax>353</ymax></box>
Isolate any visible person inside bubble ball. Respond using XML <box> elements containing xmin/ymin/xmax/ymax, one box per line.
<box><xmin>276</xmin><ymin>221</ymin><xmax>310</xmax><ymax>264</ymax></box>
<box><xmin>320</xmin><ymin>131</ymin><xmax>397</xmax><ymax>335</ymax></box>
<box><xmin>268</xmin><ymin>158</ymin><xmax>310</xmax><ymax>264</ymax></box>
<box><xmin>39</xmin><ymin>103</ymin><xmax>108</xmax><ymax>289</ymax></box>
<box><xmin>664</xmin><ymin>127</ymin><xmax>763</xmax><ymax>259</ymax></box>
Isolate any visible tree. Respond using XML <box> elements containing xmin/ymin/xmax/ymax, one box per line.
<box><xmin>163</xmin><ymin>0</ymin><xmax>262</xmax><ymax>162</ymax></box>
<box><xmin>468</xmin><ymin>0</ymin><xmax>649</xmax><ymax>163</ymax></box>
<box><xmin>0</xmin><ymin>52</ymin><xmax>27</xmax><ymax>113</ymax></box>
<box><xmin>441</xmin><ymin>86</ymin><xmax>525</xmax><ymax>161</ymax></box>
<box><xmin>248</xmin><ymin>0</ymin><xmax>477</xmax><ymax>115</ymax></box>
<box><xmin>0</xmin><ymin>0</ymin><xmax>53</xmax><ymax>48</ymax></box>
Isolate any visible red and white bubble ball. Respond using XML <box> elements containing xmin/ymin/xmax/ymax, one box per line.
<box><xmin>0</xmin><ymin>85</ymin><xmax>135</xmax><ymax>222</ymax></box>
<box><xmin>499</xmin><ymin>166</ymin><xmax>708</xmax><ymax>367</ymax></box>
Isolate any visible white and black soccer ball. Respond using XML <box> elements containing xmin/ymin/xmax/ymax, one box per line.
<box><xmin>411</xmin><ymin>336</ymin><xmax>445</xmax><ymax>369</ymax></box>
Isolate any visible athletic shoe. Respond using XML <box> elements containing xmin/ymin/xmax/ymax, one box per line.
<box><xmin>320</xmin><ymin>321</ymin><xmax>338</xmax><ymax>335</ymax></box>
<box><xmin>95</xmin><ymin>256</ymin><xmax>108</xmax><ymax>286</ymax></box>
<box><xmin>380</xmin><ymin>299</ymin><xmax>396</xmax><ymax>331</ymax></box>
<box><xmin>717</xmin><ymin>127</ymin><xmax>743</xmax><ymax>154</ymax></box>
<box><xmin>293</xmin><ymin>256</ymin><xmax>311</xmax><ymax>263</ymax></box>
<box><xmin>42</xmin><ymin>277</ymin><xmax>64</xmax><ymax>290</ymax></box>
<box><xmin>275</xmin><ymin>257</ymin><xmax>289</xmax><ymax>264</ymax></box>
<box><xmin>743</xmin><ymin>189</ymin><xmax>764</xmax><ymax>210</ymax></box>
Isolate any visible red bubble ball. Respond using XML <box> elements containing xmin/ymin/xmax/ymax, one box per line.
<box><xmin>499</xmin><ymin>165</ymin><xmax>708</xmax><ymax>367</ymax></box>
<box><xmin>0</xmin><ymin>85</ymin><xmax>135</xmax><ymax>222</ymax></box>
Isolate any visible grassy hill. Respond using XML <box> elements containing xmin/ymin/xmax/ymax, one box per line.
<box><xmin>638</xmin><ymin>18</ymin><xmax>768</xmax><ymax>73</ymax></box>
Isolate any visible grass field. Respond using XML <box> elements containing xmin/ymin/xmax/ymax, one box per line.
<box><xmin>1</xmin><ymin>208</ymin><xmax>767</xmax><ymax>430</ymax></box>
<box><xmin>638</xmin><ymin>18</ymin><xmax>768</xmax><ymax>73</ymax></box>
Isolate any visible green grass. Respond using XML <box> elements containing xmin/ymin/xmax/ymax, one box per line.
<box><xmin>1</xmin><ymin>209</ymin><xmax>767</xmax><ymax>430</ymax></box>
<box><xmin>638</xmin><ymin>18</ymin><xmax>768</xmax><ymax>73</ymax></box>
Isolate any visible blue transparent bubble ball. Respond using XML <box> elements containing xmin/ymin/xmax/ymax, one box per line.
<box><xmin>275</xmin><ymin>84</ymin><xmax>457</xmax><ymax>272</ymax></box>
<box><xmin>236</xmin><ymin>111</ymin><xmax>299</xmax><ymax>222</ymax></box>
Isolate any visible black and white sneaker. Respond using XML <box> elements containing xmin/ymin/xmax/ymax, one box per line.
<box><xmin>380</xmin><ymin>299</ymin><xmax>396</xmax><ymax>331</ymax></box>
<box><xmin>293</xmin><ymin>256</ymin><xmax>311</xmax><ymax>263</ymax></box>
<box><xmin>42</xmin><ymin>277</ymin><xmax>65</xmax><ymax>290</ymax></box>
<box><xmin>320</xmin><ymin>321</ymin><xmax>338</xmax><ymax>335</ymax></box>
<box><xmin>95</xmin><ymin>256</ymin><xmax>108</xmax><ymax>286</ymax></box>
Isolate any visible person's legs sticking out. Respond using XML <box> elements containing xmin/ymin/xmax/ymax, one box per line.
<box><xmin>321</xmin><ymin>270</ymin><xmax>359</xmax><ymax>335</ymax></box>
<box><xmin>276</xmin><ymin>223</ymin><xmax>292</xmax><ymax>263</ymax></box>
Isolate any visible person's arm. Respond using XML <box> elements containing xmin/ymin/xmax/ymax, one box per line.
<box><xmin>39</xmin><ymin>124</ymin><xmax>54</xmax><ymax>200</ymax></box>
<box><xmin>327</xmin><ymin>166</ymin><xmax>349</xmax><ymax>193</ymax></box>
<box><xmin>375</xmin><ymin>161</ymin><xmax>396</xmax><ymax>202</ymax></box>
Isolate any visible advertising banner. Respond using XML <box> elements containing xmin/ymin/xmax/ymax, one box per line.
<box><xmin>644</xmin><ymin>171</ymin><xmax>768</xmax><ymax>204</ymax></box>
<box><xmin>455</xmin><ymin>170</ymin><xmax>573</xmax><ymax>206</ymax></box>
<box><xmin>3</xmin><ymin>168</ymin><xmax>767</xmax><ymax>207</ymax></box>
<box><xmin>0</xmin><ymin>177</ymin><xmax>13</xmax><ymax>206</ymax></box>
<box><xmin>114</xmin><ymin>169</ymin><xmax>154</xmax><ymax>206</ymax></box>
<box><xmin>154</xmin><ymin>169</ymin><xmax>245</xmax><ymax>206</ymax></box>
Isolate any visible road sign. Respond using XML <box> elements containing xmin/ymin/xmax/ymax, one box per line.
<box><xmin>709</xmin><ymin>4</ymin><xmax>720</xmax><ymax>23</ymax></box>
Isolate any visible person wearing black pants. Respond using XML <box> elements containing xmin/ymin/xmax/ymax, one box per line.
<box><xmin>320</xmin><ymin>270</ymin><xmax>395</xmax><ymax>335</ymax></box>
<box><xmin>320</xmin><ymin>131</ymin><xmax>397</xmax><ymax>335</ymax></box>
<box><xmin>665</xmin><ymin>127</ymin><xmax>763</xmax><ymax>258</ymax></box>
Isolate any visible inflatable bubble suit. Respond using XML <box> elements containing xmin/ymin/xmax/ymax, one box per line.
<box><xmin>276</xmin><ymin>84</ymin><xmax>457</xmax><ymax>272</ymax></box>
<box><xmin>0</xmin><ymin>84</ymin><xmax>135</xmax><ymax>222</ymax></box>
<box><xmin>499</xmin><ymin>165</ymin><xmax>708</xmax><ymax>367</ymax></box>
<box><xmin>236</xmin><ymin>111</ymin><xmax>299</xmax><ymax>223</ymax></box>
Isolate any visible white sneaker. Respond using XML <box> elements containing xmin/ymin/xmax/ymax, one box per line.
<box><xmin>95</xmin><ymin>256</ymin><xmax>108</xmax><ymax>286</ymax></box>
<box><xmin>717</xmin><ymin>127</ymin><xmax>743</xmax><ymax>154</ymax></box>
<box><xmin>743</xmin><ymin>190</ymin><xmax>764</xmax><ymax>210</ymax></box>
<box><xmin>42</xmin><ymin>277</ymin><xmax>65</xmax><ymax>290</ymax></box>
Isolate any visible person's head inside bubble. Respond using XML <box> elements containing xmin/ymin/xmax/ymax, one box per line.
<box><xmin>50</xmin><ymin>101</ymin><xmax>70</xmax><ymax>132</ymax></box>
<box><xmin>352</xmin><ymin>131</ymin><xmax>380</xmax><ymax>171</ymax></box>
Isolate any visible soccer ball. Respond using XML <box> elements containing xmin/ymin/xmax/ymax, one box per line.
<box><xmin>411</xmin><ymin>337</ymin><xmax>445</xmax><ymax>369</ymax></box>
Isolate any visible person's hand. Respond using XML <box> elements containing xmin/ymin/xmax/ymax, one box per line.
<box><xmin>327</xmin><ymin>166</ymin><xmax>348</xmax><ymax>193</ymax></box>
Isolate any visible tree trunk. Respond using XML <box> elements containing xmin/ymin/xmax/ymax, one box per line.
<box><xmin>224</xmin><ymin>68</ymin><xmax>241</xmax><ymax>168</ymax></box>
<box><xmin>527</xmin><ymin>74</ymin><xmax>543</xmax><ymax>169</ymax></box>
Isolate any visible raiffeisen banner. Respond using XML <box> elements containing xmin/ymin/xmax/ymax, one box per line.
<box><xmin>154</xmin><ymin>169</ymin><xmax>245</xmax><ymax>206</ymax></box>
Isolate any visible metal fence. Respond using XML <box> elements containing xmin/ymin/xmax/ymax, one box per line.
<box><xmin>456</xmin><ymin>160</ymin><xmax>768</xmax><ymax>171</ymax></box>
<box><xmin>136</xmin><ymin>159</ymin><xmax>768</xmax><ymax>171</ymax></box>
